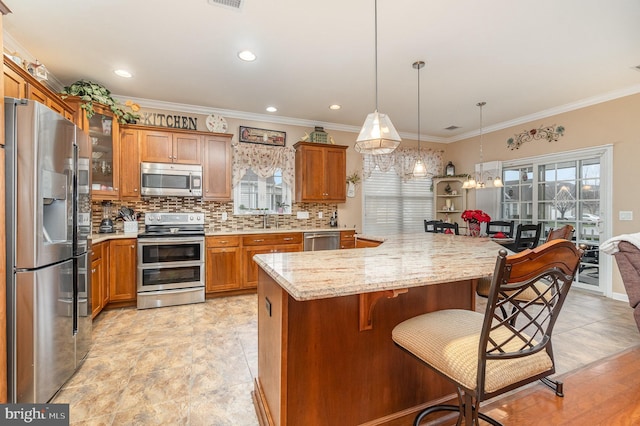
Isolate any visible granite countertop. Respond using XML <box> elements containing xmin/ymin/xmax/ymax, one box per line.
<box><xmin>90</xmin><ymin>227</ymin><xmax>353</xmax><ymax>243</ymax></box>
<box><xmin>253</xmin><ymin>233</ymin><xmax>504</xmax><ymax>301</ymax></box>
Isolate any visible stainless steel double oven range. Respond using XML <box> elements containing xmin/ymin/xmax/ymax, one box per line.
<box><xmin>137</xmin><ymin>212</ymin><xmax>205</xmax><ymax>309</ymax></box>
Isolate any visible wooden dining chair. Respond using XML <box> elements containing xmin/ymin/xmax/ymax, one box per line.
<box><xmin>503</xmin><ymin>223</ymin><xmax>542</xmax><ymax>252</ymax></box>
<box><xmin>435</xmin><ymin>221</ymin><xmax>459</xmax><ymax>235</ymax></box>
<box><xmin>486</xmin><ymin>220</ymin><xmax>515</xmax><ymax>238</ymax></box>
<box><xmin>393</xmin><ymin>240</ymin><xmax>584</xmax><ymax>426</ymax></box>
<box><xmin>545</xmin><ymin>224</ymin><xmax>574</xmax><ymax>243</ymax></box>
<box><xmin>423</xmin><ymin>220</ymin><xmax>441</xmax><ymax>233</ymax></box>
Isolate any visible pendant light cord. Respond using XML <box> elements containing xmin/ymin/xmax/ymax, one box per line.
<box><xmin>417</xmin><ymin>62</ymin><xmax>421</xmax><ymax>153</ymax></box>
<box><xmin>374</xmin><ymin>0</ymin><xmax>379</xmax><ymax>111</ymax></box>
<box><xmin>477</xmin><ymin>101</ymin><xmax>486</xmax><ymax>180</ymax></box>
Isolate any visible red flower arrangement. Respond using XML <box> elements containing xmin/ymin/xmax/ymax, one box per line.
<box><xmin>461</xmin><ymin>209</ymin><xmax>491</xmax><ymax>224</ymax></box>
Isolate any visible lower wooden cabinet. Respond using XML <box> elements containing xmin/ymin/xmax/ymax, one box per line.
<box><xmin>206</xmin><ymin>236</ymin><xmax>242</xmax><ymax>293</ymax></box>
<box><xmin>90</xmin><ymin>242</ymin><xmax>109</xmax><ymax>319</ymax></box>
<box><xmin>242</xmin><ymin>233</ymin><xmax>303</xmax><ymax>289</ymax></box>
<box><xmin>108</xmin><ymin>238</ymin><xmax>137</xmax><ymax>303</ymax></box>
<box><xmin>355</xmin><ymin>237</ymin><xmax>382</xmax><ymax>248</ymax></box>
<box><xmin>340</xmin><ymin>230</ymin><xmax>356</xmax><ymax>249</ymax></box>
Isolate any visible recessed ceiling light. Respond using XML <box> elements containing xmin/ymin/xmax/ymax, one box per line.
<box><xmin>114</xmin><ymin>69</ymin><xmax>132</xmax><ymax>78</ymax></box>
<box><xmin>266</xmin><ymin>106</ymin><xmax>277</xmax><ymax>112</ymax></box>
<box><xmin>329</xmin><ymin>104</ymin><xmax>341</xmax><ymax>110</ymax></box>
<box><xmin>238</xmin><ymin>50</ymin><xmax>256</xmax><ymax>62</ymax></box>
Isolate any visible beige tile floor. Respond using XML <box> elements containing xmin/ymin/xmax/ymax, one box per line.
<box><xmin>53</xmin><ymin>289</ymin><xmax>640</xmax><ymax>425</ymax></box>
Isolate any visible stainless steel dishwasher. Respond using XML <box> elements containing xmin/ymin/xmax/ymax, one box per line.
<box><xmin>303</xmin><ymin>231</ymin><xmax>340</xmax><ymax>251</ymax></box>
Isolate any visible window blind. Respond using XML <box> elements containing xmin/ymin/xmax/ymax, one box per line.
<box><xmin>363</xmin><ymin>168</ymin><xmax>433</xmax><ymax>236</ymax></box>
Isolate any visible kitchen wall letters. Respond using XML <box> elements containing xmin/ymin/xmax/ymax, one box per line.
<box><xmin>140</xmin><ymin>112</ymin><xmax>198</xmax><ymax>130</ymax></box>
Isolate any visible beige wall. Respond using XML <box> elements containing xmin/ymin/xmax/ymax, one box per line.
<box><xmin>445</xmin><ymin>93</ymin><xmax>640</xmax><ymax>296</ymax></box>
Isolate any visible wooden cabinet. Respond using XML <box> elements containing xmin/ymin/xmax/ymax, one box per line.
<box><xmin>202</xmin><ymin>134</ymin><xmax>232</xmax><ymax>200</ymax></box>
<box><xmin>90</xmin><ymin>242</ymin><xmax>108</xmax><ymax>318</ymax></box>
<box><xmin>119</xmin><ymin>127</ymin><xmax>141</xmax><ymax>199</ymax></box>
<box><xmin>108</xmin><ymin>238</ymin><xmax>137</xmax><ymax>303</ymax></box>
<box><xmin>242</xmin><ymin>233</ymin><xmax>303</xmax><ymax>288</ymax></box>
<box><xmin>140</xmin><ymin>129</ymin><xmax>201</xmax><ymax>164</ymax></box>
<box><xmin>294</xmin><ymin>142</ymin><xmax>347</xmax><ymax>203</ymax></box>
<box><xmin>3</xmin><ymin>57</ymin><xmax>74</xmax><ymax>121</ymax></box>
<box><xmin>340</xmin><ymin>230</ymin><xmax>356</xmax><ymax>249</ymax></box>
<box><xmin>355</xmin><ymin>237</ymin><xmax>382</xmax><ymax>248</ymax></box>
<box><xmin>206</xmin><ymin>236</ymin><xmax>242</xmax><ymax>293</ymax></box>
<box><xmin>66</xmin><ymin>98</ymin><xmax>120</xmax><ymax>200</ymax></box>
<box><xmin>433</xmin><ymin>177</ymin><xmax>467</xmax><ymax>225</ymax></box>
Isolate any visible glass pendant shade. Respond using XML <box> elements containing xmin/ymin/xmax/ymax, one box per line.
<box><xmin>493</xmin><ymin>176</ymin><xmax>504</xmax><ymax>187</ymax></box>
<box><xmin>412</xmin><ymin>158</ymin><xmax>427</xmax><ymax>177</ymax></box>
<box><xmin>355</xmin><ymin>111</ymin><xmax>401</xmax><ymax>154</ymax></box>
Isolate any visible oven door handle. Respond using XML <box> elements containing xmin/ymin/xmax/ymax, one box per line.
<box><xmin>138</xmin><ymin>237</ymin><xmax>205</xmax><ymax>244</ymax></box>
<box><xmin>189</xmin><ymin>172</ymin><xmax>193</xmax><ymax>194</ymax></box>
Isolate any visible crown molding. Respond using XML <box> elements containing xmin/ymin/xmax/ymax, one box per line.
<box><xmin>446</xmin><ymin>84</ymin><xmax>640</xmax><ymax>143</ymax></box>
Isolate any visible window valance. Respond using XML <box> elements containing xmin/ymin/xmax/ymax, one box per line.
<box><xmin>363</xmin><ymin>147</ymin><xmax>444</xmax><ymax>182</ymax></box>
<box><xmin>232</xmin><ymin>142</ymin><xmax>296</xmax><ymax>187</ymax></box>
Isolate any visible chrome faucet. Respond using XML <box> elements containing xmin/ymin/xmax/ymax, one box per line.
<box><xmin>262</xmin><ymin>213</ymin><xmax>268</xmax><ymax>229</ymax></box>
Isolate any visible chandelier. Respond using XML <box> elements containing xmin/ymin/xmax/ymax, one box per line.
<box><xmin>462</xmin><ymin>102</ymin><xmax>503</xmax><ymax>189</ymax></box>
<box><xmin>355</xmin><ymin>0</ymin><xmax>401</xmax><ymax>155</ymax></box>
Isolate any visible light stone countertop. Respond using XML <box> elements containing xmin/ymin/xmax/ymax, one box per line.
<box><xmin>253</xmin><ymin>233</ymin><xmax>505</xmax><ymax>301</ymax></box>
<box><xmin>90</xmin><ymin>227</ymin><xmax>352</xmax><ymax>244</ymax></box>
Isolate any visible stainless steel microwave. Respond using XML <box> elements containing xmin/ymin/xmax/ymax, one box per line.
<box><xmin>140</xmin><ymin>162</ymin><xmax>203</xmax><ymax>197</ymax></box>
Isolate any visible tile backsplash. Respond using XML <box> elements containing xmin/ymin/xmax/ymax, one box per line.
<box><xmin>91</xmin><ymin>198</ymin><xmax>339</xmax><ymax>232</ymax></box>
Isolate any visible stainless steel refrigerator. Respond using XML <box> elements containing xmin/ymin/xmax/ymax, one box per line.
<box><xmin>4</xmin><ymin>98</ymin><xmax>92</xmax><ymax>403</ymax></box>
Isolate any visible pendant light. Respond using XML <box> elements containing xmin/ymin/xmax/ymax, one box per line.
<box><xmin>355</xmin><ymin>0</ymin><xmax>401</xmax><ymax>155</ymax></box>
<box><xmin>462</xmin><ymin>101</ymin><xmax>503</xmax><ymax>189</ymax></box>
<box><xmin>412</xmin><ymin>60</ymin><xmax>427</xmax><ymax>177</ymax></box>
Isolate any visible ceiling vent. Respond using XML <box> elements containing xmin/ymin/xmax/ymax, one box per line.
<box><xmin>445</xmin><ymin>125</ymin><xmax>460</xmax><ymax>131</ymax></box>
<box><xmin>207</xmin><ymin>0</ymin><xmax>244</xmax><ymax>10</ymax></box>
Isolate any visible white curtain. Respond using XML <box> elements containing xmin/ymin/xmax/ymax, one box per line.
<box><xmin>232</xmin><ymin>142</ymin><xmax>296</xmax><ymax>187</ymax></box>
<box><xmin>363</xmin><ymin>147</ymin><xmax>444</xmax><ymax>182</ymax></box>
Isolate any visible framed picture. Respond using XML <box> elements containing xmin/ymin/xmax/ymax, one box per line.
<box><xmin>239</xmin><ymin>126</ymin><xmax>286</xmax><ymax>147</ymax></box>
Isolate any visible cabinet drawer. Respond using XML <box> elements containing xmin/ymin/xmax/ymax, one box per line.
<box><xmin>242</xmin><ymin>233</ymin><xmax>302</xmax><ymax>246</ymax></box>
<box><xmin>91</xmin><ymin>242</ymin><xmax>103</xmax><ymax>261</ymax></box>
<box><xmin>206</xmin><ymin>235</ymin><xmax>240</xmax><ymax>248</ymax></box>
<box><xmin>340</xmin><ymin>231</ymin><xmax>356</xmax><ymax>240</ymax></box>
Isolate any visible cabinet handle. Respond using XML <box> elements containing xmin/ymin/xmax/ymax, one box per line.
<box><xmin>91</xmin><ymin>269</ymin><xmax>96</xmax><ymax>273</ymax></box>
<box><xmin>219</xmin><ymin>240</ymin><xmax>228</xmax><ymax>244</ymax></box>
<box><xmin>283</xmin><ymin>237</ymin><xmax>293</xmax><ymax>241</ymax></box>
<box><xmin>114</xmin><ymin>187</ymin><xmax>119</xmax><ymax>191</ymax></box>
<box><xmin>253</xmin><ymin>239</ymin><xmax>264</xmax><ymax>242</ymax></box>
<box><xmin>134</xmin><ymin>188</ymin><xmax>138</xmax><ymax>192</ymax></box>
<box><xmin>131</xmin><ymin>245</ymin><xmax>135</xmax><ymax>248</ymax></box>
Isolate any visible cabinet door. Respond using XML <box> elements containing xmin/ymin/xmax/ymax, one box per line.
<box><xmin>140</xmin><ymin>130</ymin><xmax>174</xmax><ymax>163</ymax></box>
<box><xmin>91</xmin><ymin>258</ymin><xmax>102</xmax><ymax>318</ymax></box>
<box><xmin>109</xmin><ymin>239</ymin><xmax>137</xmax><ymax>302</ymax></box>
<box><xmin>202</xmin><ymin>135</ymin><xmax>232</xmax><ymax>200</ymax></box>
<box><xmin>243</xmin><ymin>246</ymin><xmax>274</xmax><ymax>289</ymax></box>
<box><xmin>206</xmin><ymin>246</ymin><xmax>242</xmax><ymax>292</ymax></box>
<box><xmin>83</xmin><ymin>103</ymin><xmax>119</xmax><ymax>199</ymax></box>
<box><xmin>119</xmin><ymin>128</ymin><xmax>141</xmax><ymax>198</ymax></box>
<box><xmin>324</xmin><ymin>147</ymin><xmax>347</xmax><ymax>201</ymax></box>
<box><xmin>3</xmin><ymin>64</ymin><xmax>26</xmax><ymax>98</ymax></box>
<box><xmin>174</xmin><ymin>134</ymin><xmax>201</xmax><ymax>164</ymax></box>
<box><xmin>27</xmin><ymin>84</ymin><xmax>47</xmax><ymax>105</ymax></box>
<box><xmin>296</xmin><ymin>144</ymin><xmax>325</xmax><ymax>201</ymax></box>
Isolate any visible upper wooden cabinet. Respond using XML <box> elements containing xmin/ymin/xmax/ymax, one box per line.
<box><xmin>202</xmin><ymin>134</ymin><xmax>232</xmax><ymax>201</ymax></box>
<box><xmin>3</xmin><ymin>57</ymin><xmax>74</xmax><ymax>121</ymax></box>
<box><xmin>66</xmin><ymin>98</ymin><xmax>120</xmax><ymax>200</ymax></box>
<box><xmin>119</xmin><ymin>126</ymin><xmax>141</xmax><ymax>199</ymax></box>
<box><xmin>140</xmin><ymin>129</ymin><xmax>201</xmax><ymax>164</ymax></box>
<box><xmin>294</xmin><ymin>142</ymin><xmax>347</xmax><ymax>203</ymax></box>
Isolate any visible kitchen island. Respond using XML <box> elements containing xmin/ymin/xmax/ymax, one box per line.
<box><xmin>251</xmin><ymin>233</ymin><xmax>503</xmax><ymax>426</ymax></box>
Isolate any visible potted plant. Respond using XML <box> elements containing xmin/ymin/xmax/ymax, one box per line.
<box><xmin>60</xmin><ymin>80</ymin><xmax>140</xmax><ymax>124</ymax></box>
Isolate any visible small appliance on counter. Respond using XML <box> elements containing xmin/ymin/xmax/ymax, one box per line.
<box><xmin>99</xmin><ymin>200</ymin><xmax>115</xmax><ymax>233</ymax></box>
<box><xmin>329</xmin><ymin>211</ymin><xmax>338</xmax><ymax>228</ymax></box>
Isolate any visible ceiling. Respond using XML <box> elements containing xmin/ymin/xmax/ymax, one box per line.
<box><xmin>3</xmin><ymin>0</ymin><xmax>640</xmax><ymax>141</ymax></box>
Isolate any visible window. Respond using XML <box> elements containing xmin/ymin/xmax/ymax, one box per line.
<box><xmin>500</xmin><ymin>146</ymin><xmax>612</xmax><ymax>293</ymax></box>
<box><xmin>363</xmin><ymin>168</ymin><xmax>433</xmax><ymax>236</ymax></box>
<box><xmin>233</xmin><ymin>168</ymin><xmax>292</xmax><ymax>215</ymax></box>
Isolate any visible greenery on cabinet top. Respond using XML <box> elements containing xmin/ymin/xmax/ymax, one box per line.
<box><xmin>61</xmin><ymin>80</ymin><xmax>140</xmax><ymax>124</ymax></box>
